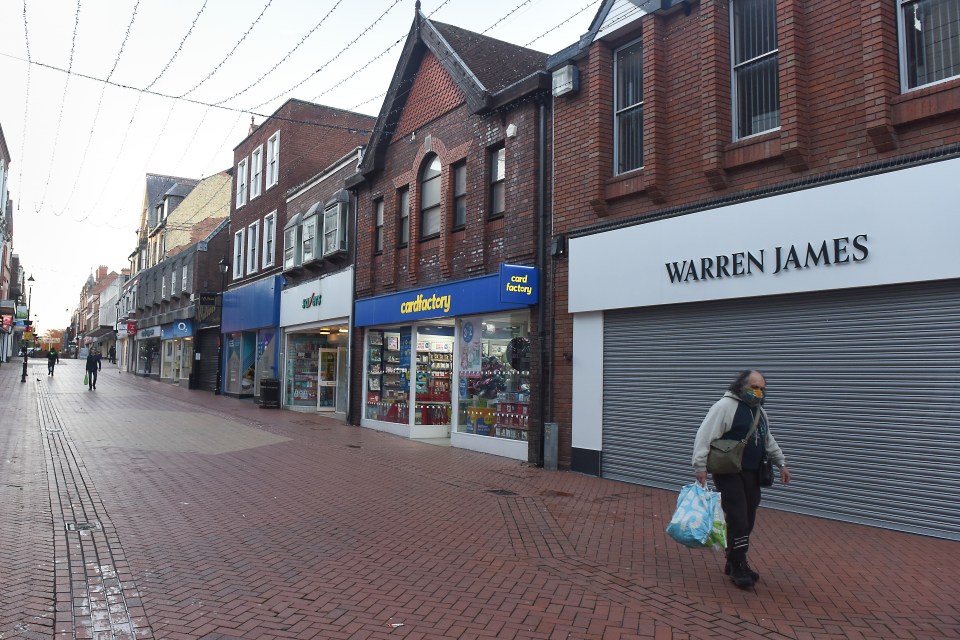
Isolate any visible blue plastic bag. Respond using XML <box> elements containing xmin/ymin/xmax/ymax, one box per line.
<box><xmin>666</xmin><ymin>483</ymin><xmax>727</xmax><ymax>549</ymax></box>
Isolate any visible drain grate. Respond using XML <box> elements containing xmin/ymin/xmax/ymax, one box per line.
<box><xmin>65</xmin><ymin>521</ymin><xmax>103</xmax><ymax>532</ymax></box>
<box><xmin>486</xmin><ymin>489</ymin><xmax>518</xmax><ymax>496</ymax></box>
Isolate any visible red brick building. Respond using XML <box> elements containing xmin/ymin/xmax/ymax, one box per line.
<box><xmin>548</xmin><ymin>0</ymin><xmax>960</xmax><ymax>540</ymax></box>
<box><xmin>349</xmin><ymin>7</ymin><xmax>551</xmax><ymax>462</ymax></box>
<box><xmin>221</xmin><ymin>99</ymin><xmax>373</xmax><ymax>398</ymax></box>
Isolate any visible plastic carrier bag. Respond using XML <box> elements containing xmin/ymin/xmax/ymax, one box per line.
<box><xmin>666</xmin><ymin>483</ymin><xmax>727</xmax><ymax>549</ymax></box>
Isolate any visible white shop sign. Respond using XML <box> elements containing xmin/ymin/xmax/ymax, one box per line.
<box><xmin>280</xmin><ymin>267</ymin><xmax>353</xmax><ymax>326</ymax></box>
<box><xmin>136</xmin><ymin>325</ymin><xmax>161</xmax><ymax>340</ymax></box>
<box><xmin>569</xmin><ymin>157</ymin><xmax>960</xmax><ymax>312</ymax></box>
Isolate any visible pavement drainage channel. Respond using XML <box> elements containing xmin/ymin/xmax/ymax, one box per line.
<box><xmin>35</xmin><ymin>380</ymin><xmax>153</xmax><ymax>639</ymax></box>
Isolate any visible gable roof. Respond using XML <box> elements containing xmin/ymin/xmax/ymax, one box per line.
<box><xmin>357</xmin><ymin>7</ymin><xmax>549</xmax><ymax>178</ymax></box>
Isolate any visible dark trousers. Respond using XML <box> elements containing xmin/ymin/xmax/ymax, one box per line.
<box><xmin>88</xmin><ymin>369</ymin><xmax>99</xmax><ymax>388</ymax></box>
<box><xmin>713</xmin><ymin>469</ymin><xmax>762</xmax><ymax>562</ymax></box>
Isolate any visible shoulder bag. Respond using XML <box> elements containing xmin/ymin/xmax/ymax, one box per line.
<box><xmin>759</xmin><ymin>428</ymin><xmax>774</xmax><ymax>487</ymax></box>
<box><xmin>706</xmin><ymin>407</ymin><xmax>762</xmax><ymax>474</ymax></box>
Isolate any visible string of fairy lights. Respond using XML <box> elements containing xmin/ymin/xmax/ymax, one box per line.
<box><xmin>8</xmin><ymin>0</ymin><xmax>603</xmax><ymax>234</ymax></box>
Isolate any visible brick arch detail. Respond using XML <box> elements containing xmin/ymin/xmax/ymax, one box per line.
<box><xmin>405</xmin><ymin>137</ymin><xmax>457</xmax><ymax>280</ymax></box>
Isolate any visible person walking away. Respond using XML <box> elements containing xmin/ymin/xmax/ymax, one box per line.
<box><xmin>86</xmin><ymin>349</ymin><xmax>102</xmax><ymax>390</ymax></box>
<box><xmin>109</xmin><ymin>345</ymin><xmax>116</xmax><ymax>364</ymax></box>
<box><xmin>692</xmin><ymin>370</ymin><xmax>792</xmax><ymax>589</ymax></box>
<box><xmin>47</xmin><ymin>348</ymin><xmax>59</xmax><ymax>376</ymax></box>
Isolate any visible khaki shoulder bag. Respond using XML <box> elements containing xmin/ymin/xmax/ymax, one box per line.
<box><xmin>706</xmin><ymin>407</ymin><xmax>762</xmax><ymax>474</ymax></box>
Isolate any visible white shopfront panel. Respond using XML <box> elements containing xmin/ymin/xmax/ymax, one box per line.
<box><xmin>280</xmin><ymin>268</ymin><xmax>353</xmax><ymax>327</ymax></box>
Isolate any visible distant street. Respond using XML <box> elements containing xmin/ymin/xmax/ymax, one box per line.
<box><xmin>2</xmin><ymin>359</ymin><xmax>958</xmax><ymax>639</ymax></box>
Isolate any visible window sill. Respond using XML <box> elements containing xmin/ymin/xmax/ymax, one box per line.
<box><xmin>892</xmin><ymin>78</ymin><xmax>960</xmax><ymax>127</ymax></box>
<box><xmin>604</xmin><ymin>169</ymin><xmax>646</xmax><ymax>202</ymax></box>
<box><xmin>419</xmin><ymin>234</ymin><xmax>441</xmax><ymax>243</ymax></box>
<box><xmin>723</xmin><ymin>130</ymin><xmax>782</xmax><ymax>170</ymax></box>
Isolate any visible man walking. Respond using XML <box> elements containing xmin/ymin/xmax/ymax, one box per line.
<box><xmin>47</xmin><ymin>347</ymin><xmax>59</xmax><ymax>376</ymax></box>
<box><xmin>86</xmin><ymin>348</ymin><xmax>102</xmax><ymax>390</ymax></box>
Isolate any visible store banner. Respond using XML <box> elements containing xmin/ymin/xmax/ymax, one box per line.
<box><xmin>127</xmin><ymin>320</ymin><xmax>138</xmax><ymax>335</ymax></box>
<box><xmin>196</xmin><ymin>293</ymin><xmax>217</xmax><ymax>323</ymax></box>
<box><xmin>137</xmin><ymin>325</ymin><xmax>161</xmax><ymax>340</ymax></box>
<box><xmin>162</xmin><ymin>320</ymin><xmax>193</xmax><ymax>340</ymax></box>
<box><xmin>499</xmin><ymin>264</ymin><xmax>538</xmax><ymax>304</ymax></box>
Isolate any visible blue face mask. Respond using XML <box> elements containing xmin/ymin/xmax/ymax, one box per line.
<box><xmin>743</xmin><ymin>388</ymin><xmax>764</xmax><ymax>407</ymax></box>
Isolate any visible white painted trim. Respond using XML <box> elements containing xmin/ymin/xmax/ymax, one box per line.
<box><xmin>572</xmin><ymin>312</ymin><xmax>604</xmax><ymax>452</ymax></box>
<box><xmin>452</xmin><ymin>431</ymin><xmax>528</xmax><ymax>461</ymax></box>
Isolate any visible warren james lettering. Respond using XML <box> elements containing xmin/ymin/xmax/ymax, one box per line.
<box><xmin>400</xmin><ymin>293</ymin><xmax>452</xmax><ymax>315</ymax></box>
<box><xmin>665</xmin><ymin>234</ymin><xmax>869</xmax><ymax>283</ymax></box>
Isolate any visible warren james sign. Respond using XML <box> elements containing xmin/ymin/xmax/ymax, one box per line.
<box><xmin>665</xmin><ymin>234</ymin><xmax>869</xmax><ymax>284</ymax></box>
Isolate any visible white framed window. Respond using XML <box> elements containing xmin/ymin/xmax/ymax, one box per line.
<box><xmin>489</xmin><ymin>147</ymin><xmax>506</xmax><ymax>218</ymax></box>
<box><xmin>398</xmin><ymin>187</ymin><xmax>410</xmax><ymax>246</ymax></box>
<box><xmin>266</xmin><ymin>131</ymin><xmax>280</xmax><ymax>189</ymax></box>
<box><xmin>171</xmin><ymin>270</ymin><xmax>177</xmax><ymax>296</ymax></box>
<box><xmin>262</xmin><ymin>211</ymin><xmax>276</xmax><ymax>268</ymax></box>
<box><xmin>284</xmin><ymin>224</ymin><xmax>302</xmax><ymax>270</ymax></box>
<box><xmin>247</xmin><ymin>221</ymin><xmax>260</xmax><ymax>275</ymax></box>
<box><xmin>302</xmin><ymin>215</ymin><xmax>317</xmax><ymax>263</ymax></box>
<box><xmin>250</xmin><ymin>146</ymin><xmax>263</xmax><ymax>199</ymax></box>
<box><xmin>420</xmin><ymin>155</ymin><xmax>442</xmax><ymax>239</ymax></box>
<box><xmin>233</xmin><ymin>229</ymin><xmax>245</xmax><ymax>279</ymax></box>
<box><xmin>615</xmin><ymin>38</ymin><xmax>644</xmax><ymax>174</ymax></box>
<box><xmin>374</xmin><ymin>199</ymin><xmax>384</xmax><ymax>253</ymax></box>
<box><xmin>731</xmin><ymin>0</ymin><xmax>780</xmax><ymax>140</ymax></box>
<box><xmin>899</xmin><ymin>0</ymin><xmax>960</xmax><ymax>91</ymax></box>
<box><xmin>162</xmin><ymin>275</ymin><xmax>167</xmax><ymax>299</ymax></box>
<box><xmin>323</xmin><ymin>203</ymin><xmax>348</xmax><ymax>256</ymax></box>
<box><xmin>181</xmin><ymin>265</ymin><xmax>188</xmax><ymax>292</ymax></box>
<box><xmin>236</xmin><ymin>158</ymin><xmax>249</xmax><ymax>207</ymax></box>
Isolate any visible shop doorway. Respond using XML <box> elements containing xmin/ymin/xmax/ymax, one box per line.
<box><xmin>317</xmin><ymin>349</ymin><xmax>338</xmax><ymax>410</ymax></box>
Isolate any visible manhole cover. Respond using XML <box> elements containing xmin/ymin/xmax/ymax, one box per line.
<box><xmin>65</xmin><ymin>521</ymin><xmax>103</xmax><ymax>532</ymax></box>
<box><xmin>486</xmin><ymin>489</ymin><xmax>518</xmax><ymax>496</ymax></box>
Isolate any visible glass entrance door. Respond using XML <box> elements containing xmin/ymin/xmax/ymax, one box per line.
<box><xmin>317</xmin><ymin>349</ymin><xmax>338</xmax><ymax>411</ymax></box>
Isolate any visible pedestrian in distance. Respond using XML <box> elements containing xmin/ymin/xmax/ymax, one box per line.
<box><xmin>692</xmin><ymin>370</ymin><xmax>792</xmax><ymax>589</ymax></box>
<box><xmin>109</xmin><ymin>345</ymin><xmax>116</xmax><ymax>364</ymax></box>
<box><xmin>47</xmin><ymin>347</ymin><xmax>59</xmax><ymax>376</ymax></box>
<box><xmin>86</xmin><ymin>348</ymin><xmax>102</xmax><ymax>390</ymax></box>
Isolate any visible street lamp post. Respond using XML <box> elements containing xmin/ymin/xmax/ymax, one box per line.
<box><xmin>21</xmin><ymin>275</ymin><xmax>35</xmax><ymax>383</ymax></box>
<box><xmin>215</xmin><ymin>258</ymin><xmax>229</xmax><ymax>395</ymax></box>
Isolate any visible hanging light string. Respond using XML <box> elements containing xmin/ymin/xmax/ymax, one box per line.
<box><xmin>178</xmin><ymin>0</ymin><xmax>276</xmax><ymax>98</ymax></box>
<box><xmin>143</xmin><ymin>0</ymin><xmax>210</xmax><ymax>91</ymax></box>
<box><xmin>212</xmin><ymin>0</ymin><xmax>346</xmax><ymax>107</ymax></box>
<box><xmin>16</xmin><ymin>0</ymin><xmax>33</xmax><ymax>196</ymax></box>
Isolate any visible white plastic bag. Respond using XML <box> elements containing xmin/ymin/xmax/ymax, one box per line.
<box><xmin>666</xmin><ymin>482</ymin><xmax>727</xmax><ymax>549</ymax></box>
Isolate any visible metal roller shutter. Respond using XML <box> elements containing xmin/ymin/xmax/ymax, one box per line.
<box><xmin>196</xmin><ymin>328</ymin><xmax>220</xmax><ymax>392</ymax></box>
<box><xmin>602</xmin><ymin>280</ymin><xmax>960</xmax><ymax>540</ymax></box>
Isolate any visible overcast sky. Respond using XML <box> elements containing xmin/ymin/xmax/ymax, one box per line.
<box><xmin>0</xmin><ymin>0</ymin><xmax>596</xmax><ymax>334</ymax></box>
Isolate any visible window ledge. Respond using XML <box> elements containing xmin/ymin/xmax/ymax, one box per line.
<box><xmin>723</xmin><ymin>130</ymin><xmax>782</xmax><ymax>170</ymax></box>
<box><xmin>892</xmin><ymin>78</ymin><xmax>960</xmax><ymax>127</ymax></box>
<box><xmin>604</xmin><ymin>169</ymin><xmax>646</xmax><ymax>201</ymax></box>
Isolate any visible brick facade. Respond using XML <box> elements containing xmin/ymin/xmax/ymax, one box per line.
<box><xmin>549</xmin><ymin>0</ymin><xmax>960</xmax><ymax>469</ymax></box>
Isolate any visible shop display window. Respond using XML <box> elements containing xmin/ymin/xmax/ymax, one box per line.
<box><xmin>457</xmin><ymin>314</ymin><xmax>530</xmax><ymax>440</ymax></box>
<box><xmin>414</xmin><ymin>325</ymin><xmax>454</xmax><ymax>426</ymax></box>
<box><xmin>366</xmin><ymin>328</ymin><xmax>410</xmax><ymax>423</ymax></box>
<box><xmin>286</xmin><ymin>334</ymin><xmax>320</xmax><ymax>407</ymax></box>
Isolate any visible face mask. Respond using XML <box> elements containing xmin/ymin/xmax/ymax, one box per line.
<box><xmin>743</xmin><ymin>388</ymin><xmax>764</xmax><ymax>407</ymax></box>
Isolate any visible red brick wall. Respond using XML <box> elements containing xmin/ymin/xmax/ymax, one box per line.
<box><xmin>229</xmin><ymin>100</ymin><xmax>374</xmax><ymax>290</ymax></box>
<box><xmin>550</xmin><ymin>0</ymin><xmax>960</xmax><ymax>469</ymax></box>
<box><xmin>394</xmin><ymin>52</ymin><xmax>466</xmax><ymax>140</ymax></box>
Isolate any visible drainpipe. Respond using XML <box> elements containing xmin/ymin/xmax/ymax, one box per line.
<box><xmin>537</xmin><ymin>100</ymin><xmax>549</xmax><ymax>467</ymax></box>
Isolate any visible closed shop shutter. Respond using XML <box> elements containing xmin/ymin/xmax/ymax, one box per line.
<box><xmin>197</xmin><ymin>328</ymin><xmax>220</xmax><ymax>392</ymax></box>
<box><xmin>602</xmin><ymin>280</ymin><xmax>960</xmax><ymax>541</ymax></box>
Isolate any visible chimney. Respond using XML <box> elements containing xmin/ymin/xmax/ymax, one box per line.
<box><xmin>248</xmin><ymin>116</ymin><xmax>257</xmax><ymax>135</ymax></box>
<box><xmin>97</xmin><ymin>265</ymin><xmax>108</xmax><ymax>281</ymax></box>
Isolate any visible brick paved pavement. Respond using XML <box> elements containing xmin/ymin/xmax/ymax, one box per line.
<box><xmin>1</xmin><ymin>359</ymin><xmax>958</xmax><ymax>639</ymax></box>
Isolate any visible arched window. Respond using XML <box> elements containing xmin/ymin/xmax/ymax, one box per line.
<box><xmin>420</xmin><ymin>155</ymin><xmax>442</xmax><ymax>239</ymax></box>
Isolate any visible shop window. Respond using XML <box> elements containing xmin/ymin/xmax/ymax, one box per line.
<box><xmin>457</xmin><ymin>314</ymin><xmax>530</xmax><ymax>440</ymax></box>
<box><xmin>420</xmin><ymin>155</ymin><xmax>442</xmax><ymax>239</ymax></box>
<box><xmin>414</xmin><ymin>325</ymin><xmax>454</xmax><ymax>427</ymax></box>
<box><xmin>899</xmin><ymin>0</ymin><xmax>960</xmax><ymax>90</ymax></box>
<box><xmin>452</xmin><ymin>161</ymin><xmax>467</xmax><ymax>229</ymax></box>
<box><xmin>615</xmin><ymin>38</ymin><xmax>644</xmax><ymax>174</ymax></box>
<box><xmin>489</xmin><ymin>146</ymin><xmax>505</xmax><ymax>218</ymax></box>
<box><xmin>731</xmin><ymin>0</ymin><xmax>780</xmax><ymax>139</ymax></box>
<box><xmin>365</xmin><ymin>328</ymin><xmax>411</xmax><ymax>423</ymax></box>
<box><xmin>323</xmin><ymin>202</ymin><xmax>348</xmax><ymax>256</ymax></box>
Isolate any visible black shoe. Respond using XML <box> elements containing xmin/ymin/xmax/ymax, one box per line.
<box><xmin>729</xmin><ymin>561</ymin><xmax>755</xmax><ymax>589</ymax></box>
<box><xmin>725</xmin><ymin>560</ymin><xmax>760</xmax><ymax>582</ymax></box>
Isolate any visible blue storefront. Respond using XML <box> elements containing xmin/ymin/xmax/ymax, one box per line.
<box><xmin>222</xmin><ymin>276</ymin><xmax>282</xmax><ymax>398</ymax></box>
<box><xmin>354</xmin><ymin>265</ymin><xmax>538</xmax><ymax>461</ymax></box>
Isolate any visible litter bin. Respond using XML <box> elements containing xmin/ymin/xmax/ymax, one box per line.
<box><xmin>259</xmin><ymin>378</ymin><xmax>280</xmax><ymax>408</ymax></box>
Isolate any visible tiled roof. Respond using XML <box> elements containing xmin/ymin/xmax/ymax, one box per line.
<box><xmin>431</xmin><ymin>21</ymin><xmax>547</xmax><ymax>93</ymax></box>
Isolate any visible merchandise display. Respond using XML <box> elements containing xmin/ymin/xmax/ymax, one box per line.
<box><xmin>366</xmin><ymin>329</ymin><xmax>409</xmax><ymax>423</ymax></box>
<box><xmin>414</xmin><ymin>336</ymin><xmax>453</xmax><ymax>426</ymax></box>
<box><xmin>286</xmin><ymin>335</ymin><xmax>320</xmax><ymax>407</ymax></box>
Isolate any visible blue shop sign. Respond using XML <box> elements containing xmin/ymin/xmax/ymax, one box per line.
<box><xmin>355</xmin><ymin>266</ymin><xmax>538</xmax><ymax>327</ymax></box>
<box><xmin>223</xmin><ymin>275</ymin><xmax>282</xmax><ymax>333</ymax></box>
<box><xmin>499</xmin><ymin>264</ymin><xmax>538</xmax><ymax>304</ymax></box>
<box><xmin>161</xmin><ymin>319</ymin><xmax>193</xmax><ymax>339</ymax></box>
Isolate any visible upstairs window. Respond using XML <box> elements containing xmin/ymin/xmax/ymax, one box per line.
<box><xmin>374</xmin><ymin>199</ymin><xmax>384</xmax><ymax>253</ymax></box>
<box><xmin>266</xmin><ymin>131</ymin><xmax>280</xmax><ymax>189</ymax></box>
<box><xmin>323</xmin><ymin>202</ymin><xmax>348</xmax><ymax>256</ymax></box>
<box><xmin>420</xmin><ymin>155</ymin><xmax>442</xmax><ymax>239</ymax></box>
<box><xmin>233</xmin><ymin>229</ymin><xmax>245</xmax><ymax>279</ymax></box>
<box><xmin>247</xmin><ymin>221</ymin><xmax>260</xmax><ymax>275</ymax></box>
<box><xmin>162</xmin><ymin>275</ymin><xmax>167</xmax><ymax>299</ymax></box>
<box><xmin>236</xmin><ymin>158</ymin><xmax>248</xmax><ymax>207</ymax></box>
<box><xmin>731</xmin><ymin>0</ymin><xmax>780</xmax><ymax>139</ymax></box>
<box><xmin>899</xmin><ymin>0</ymin><xmax>960</xmax><ymax>90</ymax></box>
<box><xmin>302</xmin><ymin>215</ymin><xmax>318</xmax><ymax>263</ymax></box>
<box><xmin>452</xmin><ymin>162</ymin><xmax>467</xmax><ymax>229</ymax></box>
<box><xmin>262</xmin><ymin>211</ymin><xmax>276</xmax><ymax>268</ymax></box>
<box><xmin>489</xmin><ymin>146</ymin><xmax>505</xmax><ymax>218</ymax></box>
<box><xmin>398</xmin><ymin>187</ymin><xmax>410</xmax><ymax>247</ymax></box>
<box><xmin>170</xmin><ymin>270</ymin><xmax>177</xmax><ymax>297</ymax></box>
<box><xmin>284</xmin><ymin>214</ymin><xmax>303</xmax><ymax>270</ymax></box>
<box><xmin>182</xmin><ymin>265</ymin><xmax>188</xmax><ymax>292</ymax></box>
<box><xmin>615</xmin><ymin>39</ymin><xmax>644</xmax><ymax>174</ymax></box>
<box><xmin>250</xmin><ymin>146</ymin><xmax>263</xmax><ymax>199</ymax></box>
